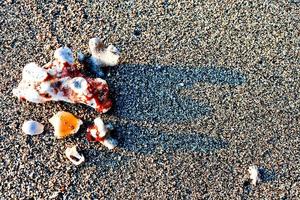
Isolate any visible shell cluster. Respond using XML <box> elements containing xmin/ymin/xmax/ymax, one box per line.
<box><xmin>12</xmin><ymin>37</ymin><xmax>120</xmax><ymax>113</ymax></box>
<box><xmin>17</xmin><ymin>38</ymin><xmax>120</xmax><ymax>166</ymax></box>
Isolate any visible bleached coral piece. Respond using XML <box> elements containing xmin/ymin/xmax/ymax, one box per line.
<box><xmin>65</xmin><ymin>145</ymin><xmax>85</xmax><ymax>165</ymax></box>
<box><xmin>248</xmin><ymin>165</ymin><xmax>261</xmax><ymax>186</ymax></box>
<box><xmin>13</xmin><ymin>46</ymin><xmax>112</xmax><ymax>113</ymax></box>
<box><xmin>49</xmin><ymin>111</ymin><xmax>82</xmax><ymax>139</ymax></box>
<box><xmin>86</xmin><ymin>117</ymin><xmax>118</xmax><ymax>149</ymax></box>
<box><xmin>22</xmin><ymin>120</ymin><xmax>44</xmax><ymax>135</ymax></box>
<box><xmin>88</xmin><ymin>37</ymin><xmax>120</xmax><ymax>68</ymax></box>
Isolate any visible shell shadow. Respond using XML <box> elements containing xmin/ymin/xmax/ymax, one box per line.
<box><xmin>115</xmin><ymin>123</ymin><xmax>229</xmax><ymax>155</ymax></box>
<box><xmin>107</xmin><ymin>64</ymin><xmax>246</xmax><ymax>123</ymax></box>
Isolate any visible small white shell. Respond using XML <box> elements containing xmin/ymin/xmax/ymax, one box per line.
<box><xmin>65</xmin><ymin>145</ymin><xmax>85</xmax><ymax>165</ymax></box>
<box><xmin>22</xmin><ymin>120</ymin><xmax>44</xmax><ymax>135</ymax></box>
<box><xmin>248</xmin><ymin>165</ymin><xmax>260</xmax><ymax>186</ymax></box>
<box><xmin>94</xmin><ymin>117</ymin><xmax>108</xmax><ymax>138</ymax></box>
<box><xmin>88</xmin><ymin>37</ymin><xmax>120</xmax><ymax>67</ymax></box>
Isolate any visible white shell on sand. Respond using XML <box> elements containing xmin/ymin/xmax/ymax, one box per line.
<box><xmin>248</xmin><ymin>165</ymin><xmax>260</xmax><ymax>186</ymax></box>
<box><xmin>65</xmin><ymin>145</ymin><xmax>85</xmax><ymax>165</ymax></box>
<box><xmin>22</xmin><ymin>120</ymin><xmax>44</xmax><ymax>135</ymax></box>
<box><xmin>89</xmin><ymin>37</ymin><xmax>120</xmax><ymax>67</ymax></box>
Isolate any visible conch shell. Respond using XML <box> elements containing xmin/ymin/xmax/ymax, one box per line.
<box><xmin>49</xmin><ymin>111</ymin><xmax>82</xmax><ymax>139</ymax></box>
<box><xmin>65</xmin><ymin>145</ymin><xmax>85</xmax><ymax>165</ymax></box>
<box><xmin>22</xmin><ymin>120</ymin><xmax>44</xmax><ymax>135</ymax></box>
<box><xmin>86</xmin><ymin>117</ymin><xmax>118</xmax><ymax>149</ymax></box>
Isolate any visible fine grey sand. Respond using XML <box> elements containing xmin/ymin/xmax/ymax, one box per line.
<box><xmin>0</xmin><ymin>1</ymin><xmax>299</xmax><ymax>199</ymax></box>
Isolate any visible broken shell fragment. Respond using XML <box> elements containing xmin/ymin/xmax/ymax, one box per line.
<box><xmin>86</xmin><ymin>37</ymin><xmax>120</xmax><ymax>77</ymax></box>
<box><xmin>49</xmin><ymin>111</ymin><xmax>82</xmax><ymax>139</ymax></box>
<box><xmin>102</xmin><ymin>137</ymin><xmax>118</xmax><ymax>150</ymax></box>
<box><xmin>22</xmin><ymin>120</ymin><xmax>44</xmax><ymax>135</ymax></box>
<box><xmin>248</xmin><ymin>165</ymin><xmax>261</xmax><ymax>186</ymax></box>
<box><xmin>86</xmin><ymin>117</ymin><xmax>118</xmax><ymax>149</ymax></box>
<box><xmin>65</xmin><ymin>145</ymin><xmax>85</xmax><ymax>165</ymax></box>
<box><xmin>13</xmin><ymin>45</ymin><xmax>113</xmax><ymax>113</ymax></box>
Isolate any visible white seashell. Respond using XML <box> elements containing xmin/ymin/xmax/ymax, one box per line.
<box><xmin>88</xmin><ymin>37</ymin><xmax>120</xmax><ymax>67</ymax></box>
<box><xmin>54</xmin><ymin>47</ymin><xmax>74</xmax><ymax>64</ymax></box>
<box><xmin>65</xmin><ymin>145</ymin><xmax>85</xmax><ymax>165</ymax></box>
<box><xmin>248</xmin><ymin>165</ymin><xmax>260</xmax><ymax>186</ymax></box>
<box><xmin>101</xmin><ymin>137</ymin><xmax>118</xmax><ymax>150</ymax></box>
<box><xmin>22</xmin><ymin>120</ymin><xmax>44</xmax><ymax>135</ymax></box>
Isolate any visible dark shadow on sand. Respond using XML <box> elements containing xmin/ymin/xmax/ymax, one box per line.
<box><xmin>108</xmin><ymin>64</ymin><xmax>246</xmax><ymax>123</ymax></box>
<box><xmin>105</xmin><ymin>64</ymin><xmax>245</xmax><ymax>154</ymax></box>
<box><xmin>115</xmin><ymin>124</ymin><xmax>229</xmax><ymax>155</ymax></box>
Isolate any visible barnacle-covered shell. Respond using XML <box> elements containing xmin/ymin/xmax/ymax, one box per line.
<box><xmin>22</xmin><ymin>120</ymin><xmax>44</xmax><ymax>135</ymax></box>
<box><xmin>65</xmin><ymin>145</ymin><xmax>85</xmax><ymax>165</ymax></box>
<box><xmin>49</xmin><ymin>111</ymin><xmax>82</xmax><ymax>139</ymax></box>
<box><xmin>86</xmin><ymin>117</ymin><xmax>118</xmax><ymax>149</ymax></box>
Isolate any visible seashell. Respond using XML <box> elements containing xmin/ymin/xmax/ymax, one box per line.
<box><xmin>86</xmin><ymin>117</ymin><xmax>118</xmax><ymax>149</ymax></box>
<box><xmin>65</xmin><ymin>145</ymin><xmax>85</xmax><ymax>165</ymax></box>
<box><xmin>49</xmin><ymin>111</ymin><xmax>82</xmax><ymax>139</ymax></box>
<box><xmin>13</xmin><ymin>44</ymin><xmax>113</xmax><ymax>113</ymax></box>
<box><xmin>22</xmin><ymin>120</ymin><xmax>44</xmax><ymax>135</ymax></box>
<box><xmin>88</xmin><ymin>37</ymin><xmax>120</xmax><ymax>69</ymax></box>
<box><xmin>248</xmin><ymin>165</ymin><xmax>260</xmax><ymax>186</ymax></box>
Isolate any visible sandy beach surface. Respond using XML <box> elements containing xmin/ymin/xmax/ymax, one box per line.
<box><xmin>0</xmin><ymin>0</ymin><xmax>299</xmax><ymax>199</ymax></box>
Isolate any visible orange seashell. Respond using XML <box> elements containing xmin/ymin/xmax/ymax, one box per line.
<box><xmin>49</xmin><ymin>111</ymin><xmax>82</xmax><ymax>139</ymax></box>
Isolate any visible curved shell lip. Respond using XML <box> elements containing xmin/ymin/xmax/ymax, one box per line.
<box><xmin>49</xmin><ymin>111</ymin><xmax>83</xmax><ymax>139</ymax></box>
<box><xmin>65</xmin><ymin>145</ymin><xmax>85</xmax><ymax>165</ymax></box>
<box><xmin>22</xmin><ymin>120</ymin><xmax>44</xmax><ymax>135</ymax></box>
